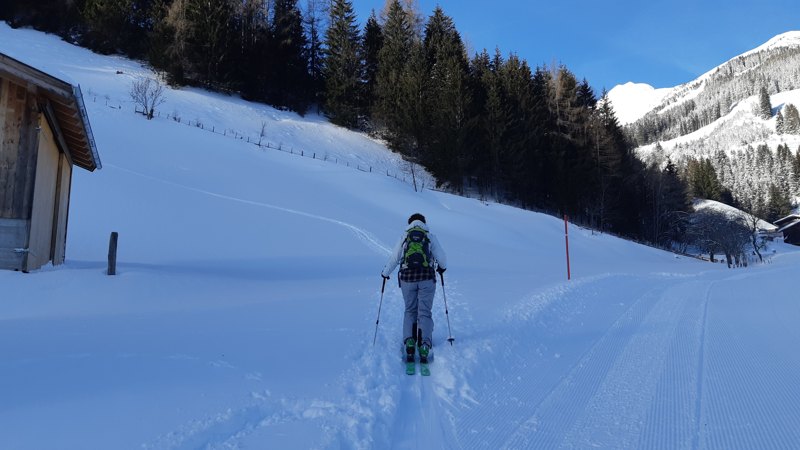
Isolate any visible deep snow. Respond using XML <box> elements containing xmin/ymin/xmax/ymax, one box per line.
<box><xmin>2</xmin><ymin>23</ymin><xmax>800</xmax><ymax>450</ymax></box>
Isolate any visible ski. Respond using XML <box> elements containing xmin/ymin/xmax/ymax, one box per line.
<box><xmin>405</xmin><ymin>355</ymin><xmax>416</xmax><ymax>375</ymax></box>
<box><xmin>419</xmin><ymin>344</ymin><xmax>431</xmax><ymax>376</ymax></box>
<box><xmin>419</xmin><ymin>358</ymin><xmax>430</xmax><ymax>376</ymax></box>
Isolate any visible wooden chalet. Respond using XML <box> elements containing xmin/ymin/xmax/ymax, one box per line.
<box><xmin>1</xmin><ymin>52</ymin><xmax>101</xmax><ymax>272</ymax></box>
<box><xmin>774</xmin><ymin>214</ymin><xmax>800</xmax><ymax>246</ymax></box>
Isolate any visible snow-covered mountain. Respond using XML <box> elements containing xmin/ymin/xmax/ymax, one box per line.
<box><xmin>607</xmin><ymin>82</ymin><xmax>673</xmax><ymax>126</ymax></box>
<box><xmin>3</xmin><ymin>23</ymin><xmax>800</xmax><ymax>450</ymax></box>
<box><xmin>609</xmin><ymin>31</ymin><xmax>800</xmax><ymax>209</ymax></box>
<box><xmin>610</xmin><ymin>31</ymin><xmax>800</xmax><ymax>128</ymax></box>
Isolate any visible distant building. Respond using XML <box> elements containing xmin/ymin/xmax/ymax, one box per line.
<box><xmin>0</xmin><ymin>52</ymin><xmax>101</xmax><ymax>272</ymax></box>
<box><xmin>774</xmin><ymin>214</ymin><xmax>800</xmax><ymax>246</ymax></box>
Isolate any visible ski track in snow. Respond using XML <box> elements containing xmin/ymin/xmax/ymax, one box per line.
<box><xmin>135</xmin><ymin>259</ymin><xmax>800</xmax><ymax>450</ymax></box>
<box><xmin>165</xmin><ymin>266</ymin><xmax>800</xmax><ymax>450</ymax></box>
<box><xmin>397</xmin><ymin>265</ymin><xmax>800</xmax><ymax>450</ymax></box>
<box><xmin>106</xmin><ymin>163</ymin><xmax>391</xmax><ymax>257</ymax></box>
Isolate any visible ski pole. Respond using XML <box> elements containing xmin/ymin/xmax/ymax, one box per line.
<box><xmin>373</xmin><ymin>277</ymin><xmax>387</xmax><ymax>346</ymax></box>
<box><xmin>439</xmin><ymin>271</ymin><xmax>455</xmax><ymax>346</ymax></box>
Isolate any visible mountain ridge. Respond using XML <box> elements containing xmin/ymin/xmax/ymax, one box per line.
<box><xmin>609</xmin><ymin>30</ymin><xmax>800</xmax><ymax>126</ymax></box>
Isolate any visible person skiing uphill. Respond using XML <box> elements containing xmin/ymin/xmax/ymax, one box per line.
<box><xmin>381</xmin><ymin>213</ymin><xmax>447</xmax><ymax>363</ymax></box>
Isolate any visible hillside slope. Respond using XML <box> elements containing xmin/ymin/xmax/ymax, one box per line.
<box><xmin>610</xmin><ymin>31</ymin><xmax>800</xmax><ymax>210</ymax></box>
<box><xmin>2</xmin><ymin>24</ymin><xmax>800</xmax><ymax>450</ymax></box>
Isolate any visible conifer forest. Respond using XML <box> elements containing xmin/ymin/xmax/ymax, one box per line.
<box><xmin>4</xmin><ymin>0</ymin><xmax>798</xmax><ymax>254</ymax></box>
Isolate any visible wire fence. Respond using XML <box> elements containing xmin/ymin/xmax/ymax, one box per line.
<box><xmin>88</xmin><ymin>91</ymin><xmax>422</xmax><ymax>187</ymax></box>
<box><xmin>142</xmin><ymin>106</ymin><xmax>419</xmax><ymax>183</ymax></box>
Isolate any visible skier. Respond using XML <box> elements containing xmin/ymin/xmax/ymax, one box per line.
<box><xmin>381</xmin><ymin>213</ymin><xmax>447</xmax><ymax>364</ymax></box>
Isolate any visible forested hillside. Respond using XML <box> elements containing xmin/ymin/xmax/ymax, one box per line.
<box><xmin>623</xmin><ymin>33</ymin><xmax>800</xmax><ymax>225</ymax></box>
<box><xmin>5</xmin><ymin>0</ymin><xmax>759</xmax><ymax>249</ymax></box>
<box><xmin>628</xmin><ymin>34</ymin><xmax>800</xmax><ymax>146</ymax></box>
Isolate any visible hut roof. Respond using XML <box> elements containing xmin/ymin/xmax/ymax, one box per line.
<box><xmin>0</xmin><ymin>52</ymin><xmax>100</xmax><ymax>171</ymax></box>
<box><xmin>777</xmin><ymin>217</ymin><xmax>800</xmax><ymax>233</ymax></box>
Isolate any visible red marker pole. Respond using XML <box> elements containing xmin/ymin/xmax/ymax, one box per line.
<box><xmin>564</xmin><ymin>215</ymin><xmax>571</xmax><ymax>280</ymax></box>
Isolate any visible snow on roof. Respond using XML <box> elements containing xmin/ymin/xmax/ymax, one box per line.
<box><xmin>693</xmin><ymin>199</ymin><xmax>778</xmax><ymax>232</ymax></box>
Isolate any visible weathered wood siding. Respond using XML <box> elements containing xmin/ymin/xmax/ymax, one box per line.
<box><xmin>1</xmin><ymin>77</ymin><xmax>41</xmax><ymax>271</ymax></box>
<box><xmin>25</xmin><ymin>114</ymin><xmax>58</xmax><ymax>271</ymax></box>
<box><xmin>52</xmin><ymin>152</ymin><xmax>72</xmax><ymax>264</ymax></box>
<box><xmin>0</xmin><ymin>77</ymin><xmax>39</xmax><ymax>221</ymax></box>
<box><xmin>0</xmin><ymin>217</ymin><xmax>26</xmax><ymax>269</ymax></box>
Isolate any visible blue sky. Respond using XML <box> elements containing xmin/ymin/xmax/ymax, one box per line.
<box><xmin>350</xmin><ymin>0</ymin><xmax>799</xmax><ymax>92</ymax></box>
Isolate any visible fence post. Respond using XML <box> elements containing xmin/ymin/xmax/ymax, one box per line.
<box><xmin>108</xmin><ymin>232</ymin><xmax>119</xmax><ymax>276</ymax></box>
<box><xmin>564</xmin><ymin>215</ymin><xmax>571</xmax><ymax>280</ymax></box>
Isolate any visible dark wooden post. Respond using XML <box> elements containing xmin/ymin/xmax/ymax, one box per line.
<box><xmin>108</xmin><ymin>232</ymin><xmax>118</xmax><ymax>275</ymax></box>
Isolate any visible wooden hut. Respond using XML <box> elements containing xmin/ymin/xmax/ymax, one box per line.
<box><xmin>0</xmin><ymin>52</ymin><xmax>101</xmax><ymax>272</ymax></box>
<box><xmin>774</xmin><ymin>214</ymin><xmax>800</xmax><ymax>246</ymax></box>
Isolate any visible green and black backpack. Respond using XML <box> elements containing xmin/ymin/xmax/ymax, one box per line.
<box><xmin>402</xmin><ymin>226</ymin><xmax>433</xmax><ymax>270</ymax></box>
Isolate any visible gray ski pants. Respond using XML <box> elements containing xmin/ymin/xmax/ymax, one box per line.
<box><xmin>400</xmin><ymin>278</ymin><xmax>436</xmax><ymax>347</ymax></box>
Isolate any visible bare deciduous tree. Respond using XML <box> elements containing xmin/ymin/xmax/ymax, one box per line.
<box><xmin>738</xmin><ymin>197</ymin><xmax>769</xmax><ymax>263</ymax></box>
<box><xmin>689</xmin><ymin>209</ymin><xmax>751</xmax><ymax>267</ymax></box>
<box><xmin>130</xmin><ymin>77</ymin><xmax>166</xmax><ymax>120</ymax></box>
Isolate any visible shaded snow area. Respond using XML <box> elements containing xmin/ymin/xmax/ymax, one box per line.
<box><xmin>3</xmin><ymin>24</ymin><xmax>800</xmax><ymax>450</ymax></box>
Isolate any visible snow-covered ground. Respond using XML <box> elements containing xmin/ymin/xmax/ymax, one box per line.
<box><xmin>3</xmin><ymin>23</ymin><xmax>800</xmax><ymax>449</ymax></box>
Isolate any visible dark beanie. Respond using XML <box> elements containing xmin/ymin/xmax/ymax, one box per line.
<box><xmin>408</xmin><ymin>213</ymin><xmax>426</xmax><ymax>224</ymax></box>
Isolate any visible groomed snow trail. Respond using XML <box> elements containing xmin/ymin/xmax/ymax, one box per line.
<box><xmin>129</xmin><ymin>252</ymin><xmax>800</xmax><ymax>450</ymax></box>
<box><xmin>339</xmin><ymin>254</ymin><xmax>800</xmax><ymax>450</ymax></box>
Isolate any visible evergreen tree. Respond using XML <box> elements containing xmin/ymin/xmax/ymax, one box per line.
<box><xmin>469</xmin><ymin>49</ymin><xmax>506</xmax><ymax>198</ymax></box>
<box><xmin>271</xmin><ymin>0</ymin><xmax>311</xmax><ymax>113</ymax></box>
<box><xmin>576</xmin><ymin>78</ymin><xmax>597</xmax><ymax>110</ymax></box>
<box><xmin>81</xmin><ymin>0</ymin><xmax>135</xmax><ymax>55</ymax></box>
<box><xmin>362</xmin><ymin>11</ymin><xmax>384</xmax><ymax>122</ymax></box>
<box><xmin>1</xmin><ymin>0</ymin><xmax>83</xmax><ymax>35</ymax></box>
<box><xmin>420</xmin><ymin>7</ymin><xmax>471</xmax><ymax>190</ymax></box>
<box><xmin>590</xmin><ymin>90</ymin><xmax>627</xmax><ymax>231</ymax></box>
<box><xmin>547</xmin><ymin>66</ymin><xmax>595</xmax><ymax>216</ymax></box>
<box><xmin>234</xmin><ymin>0</ymin><xmax>272</xmax><ymax>100</ymax></box>
<box><xmin>776</xmin><ymin>110</ymin><xmax>785</xmax><ymax>134</ymax></box>
<box><xmin>464</xmin><ymin>49</ymin><xmax>494</xmax><ymax>195</ymax></box>
<box><xmin>190</xmin><ymin>0</ymin><xmax>237</xmax><ymax>84</ymax></box>
<box><xmin>756</xmin><ymin>84</ymin><xmax>772</xmax><ymax>119</ymax></box>
<box><xmin>766</xmin><ymin>183</ymin><xmax>793</xmax><ymax>222</ymax></box>
<box><xmin>396</xmin><ymin>39</ymin><xmax>428</xmax><ymax>163</ymax></box>
<box><xmin>649</xmin><ymin>158</ymin><xmax>691</xmax><ymax>246</ymax></box>
<box><xmin>156</xmin><ymin>0</ymin><xmax>237</xmax><ymax>85</ymax></box>
<box><xmin>146</xmin><ymin>0</ymin><xmax>178</xmax><ymax>82</ymax></box>
<box><xmin>497</xmin><ymin>54</ymin><xmax>538</xmax><ymax>204</ymax></box>
<box><xmin>784</xmin><ymin>103</ymin><xmax>800</xmax><ymax>134</ymax></box>
<box><xmin>793</xmin><ymin>146</ymin><xmax>800</xmax><ymax>189</ymax></box>
<box><xmin>380</xmin><ymin>0</ymin><xmax>424</xmax><ymax>36</ymax></box>
<box><xmin>687</xmin><ymin>158</ymin><xmax>723</xmax><ymax>201</ymax></box>
<box><xmin>323</xmin><ymin>0</ymin><xmax>362</xmax><ymax>127</ymax></box>
<box><xmin>304</xmin><ymin>0</ymin><xmax>326</xmax><ymax>112</ymax></box>
<box><xmin>373</xmin><ymin>0</ymin><xmax>416</xmax><ymax>146</ymax></box>
<box><xmin>525</xmin><ymin>66</ymin><xmax>558</xmax><ymax>210</ymax></box>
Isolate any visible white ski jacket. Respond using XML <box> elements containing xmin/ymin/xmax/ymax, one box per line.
<box><xmin>381</xmin><ymin>220</ymin><xmax>447</xmax><ymax>279</ymax></box>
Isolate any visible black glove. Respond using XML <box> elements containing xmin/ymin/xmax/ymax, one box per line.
<box><xmin>381</xmin><ymin>274</ymin><xmax>390</xmax><ymax>280</ymax></box>
<box><xmin>436</xmin><ymin>266</ymin><xmax>446</xmax><ymax>274</ymax></box>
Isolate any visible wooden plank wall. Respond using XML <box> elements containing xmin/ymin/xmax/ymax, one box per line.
<box><xmin>52</xmin><ymin>152</ymin><xmax>72</xmax><ymax>264</ymax></box>
<box><xmin>25</xmin><ymin>114</ymin><xmax>58</xmax><ymax>271</ymax></box>
<box><xmin>0</xmin><ymin>77</ymin><xmax>39</xmax><ymax>221</ymax></box>
<box><xmin>0</xmin><ymin>217</ymin><xmax>26</xmax><ymax>270</ymax></box>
